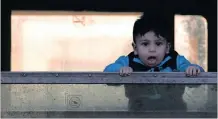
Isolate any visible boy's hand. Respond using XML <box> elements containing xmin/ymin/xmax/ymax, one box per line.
<box><xmin>185</xmin><ymin>66</ymin><xmax>201</xmax><ymax>76</ymax></box>
<box><xmin>119</xmin><ymin>67</ymin><xmax>133</xmax><ymax>77</ymax></box>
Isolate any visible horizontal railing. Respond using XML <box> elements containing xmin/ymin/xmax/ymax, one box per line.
<box><xmin>1</xmin><ymin>72</ymin><xmax>217</xmax><ymax>84</ymax></box>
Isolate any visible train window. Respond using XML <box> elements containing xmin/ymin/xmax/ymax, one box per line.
<box><xmin>11</xmin><ymin>12</ymin><xmax>208</xmax><ymax>72</ymax></box>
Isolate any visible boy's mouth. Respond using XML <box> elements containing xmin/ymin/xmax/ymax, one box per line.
<box><xmin>148</xmin><ymin>56</ymin><xmax>156</xmax><ymax>60</ymax></box>
<box><xmin>147</xmin><ymin>56</ymin><xmax>157</xmax><ymax>65</ymax></box>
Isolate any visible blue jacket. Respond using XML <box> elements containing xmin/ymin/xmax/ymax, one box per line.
<box><xmin>104</xmin><ymin>54</ymin><xmax>204</xmax><ymax>73</ymax></box>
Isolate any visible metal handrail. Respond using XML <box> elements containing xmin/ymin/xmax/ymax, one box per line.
<box><xmin>1</xmin><ymin>72</ymin><xmax>217</xmax><ymax>84</ymax></box>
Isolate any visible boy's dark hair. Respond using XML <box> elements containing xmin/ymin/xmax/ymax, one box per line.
<box><xmin>133</xmin><ymin>12</ymin><xmax>174</xmax><ymax>43</ymax></box>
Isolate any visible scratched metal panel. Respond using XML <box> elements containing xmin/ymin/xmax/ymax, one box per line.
<box><xmin>2</xmin><ymin>85</ymin><xmax>217</xmax><ymax>118</ymax></box>
<box><xmin>1</xmin><ymin>85</ymin><xmax>216</xmax><ymax>111</ymax></box>
<box><xmin>1</xmin><ymin>72</ymin><xmax>217</xmax><ymax>118</ymax></box>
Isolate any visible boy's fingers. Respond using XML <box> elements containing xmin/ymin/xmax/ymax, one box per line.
<box><xmin>123</xmin><ymin>69</ymin><xmax>129</xmax><ymax>77</ymax></box>
<box><xmin>189</xmin><ymin>67</ymin><xmax>194</xmax><ymax>76</ymax></box>
<box><xmin>119</xmin><ymin>69</ymin><xmax>124</xmax><ymax>76</ymax></box>
<box><xmin>187</xmin><ymin>67</ymin><xmax>193</xmax><ymax>76</ymax></box>
<box><xmin>124</xmin><ymin>71</ymin><xmax>128</xmax><ymax>76</ymax></box>
<box><xmin>119</xmin><ymin>69</ymin><xmax>122</xmax><ymax>74</ymax></box>
<box><xmin>186</xmin><ymin>67</ymin><xmax>190</xmax><ymax>76</ymax></box>
<box><xmin>127</xmin><ymin>68</ymin><xmax>132</xmax><ymax>75</ymax></box>
<box><xmin>186</xmin><ymin>67</ymin><xmax>201</xmax><ymax>77</ymax></box>
<box><xmin>193</xmin><ymin>68</ymin><xmax>197</xmax><ymax>76</ymax></box>
<box><xmin>123</xmin><ymin>71</ymin><xmax>128</xmax><ymax>77</ymax></box>
<box><xmin>122</xmin><ymin>68</ymin><xmax>130</xmax><ymax>76</ymax></box>
<box><xmin>119</xmin><ymin>67</ymin><xmax>133</xmax><ymax>77</ymax></box>
<box><xmin>127</xmin><ymin>71</ymin><xmax>131</xmax><ymax>76</ymax></box>
<box><xmin>196</xmin><ymin>68</ymin><xmax>201</xmax><ymax>75</ymax></box>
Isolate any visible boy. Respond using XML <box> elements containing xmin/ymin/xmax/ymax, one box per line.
<box><xmin>104</xmin><ymin>13</ymin><xmax>204</xmax><ymax>111</ymax></box>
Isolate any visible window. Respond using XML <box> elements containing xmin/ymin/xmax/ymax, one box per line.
<box><xmin>11</xmin><ymin>12</ymin><xmax>208</xmax><ymax>72</ymax></box>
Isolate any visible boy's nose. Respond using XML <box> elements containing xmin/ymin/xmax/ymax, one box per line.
<box><xmin>149</xmin><ymin>45</ymin><xmax>156</xmax><ymax>52</ymax></box>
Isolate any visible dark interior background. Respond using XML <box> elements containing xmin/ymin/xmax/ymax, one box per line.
<box><xmin>2</xmin><ymin>0</ymin><xmax>217</xmax><ymax>71</ymax></box>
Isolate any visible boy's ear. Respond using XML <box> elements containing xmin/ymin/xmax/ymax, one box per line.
<box><xmin>166</xmin><ymin>43</ymin><xmax>171</xmax><ymax>54</ymax></box>
<box><xmin>132</xmin><ymin>42</ymin><xmax>138</xmax><ymax>55</ymax></box>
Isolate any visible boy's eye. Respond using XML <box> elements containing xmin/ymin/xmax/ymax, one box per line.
<box><xmin>142</xmin><ymin>42</ymin><xmax>149</xmax><ymax>46</ymax></box>
<box><xmin>156</xmin><ymin>42</ymin><xmax>163</xmax><ymax>46</ymax></box>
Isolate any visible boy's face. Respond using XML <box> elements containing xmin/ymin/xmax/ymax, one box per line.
<box><xmin>133</xmin><ymin>31</ymin><xmax>170</xmax><ymax>67</ymax></box>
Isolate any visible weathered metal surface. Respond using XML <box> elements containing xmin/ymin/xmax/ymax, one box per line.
<box><xmin>1</xmin><ymin>72</ymin><xmax>217</xmax><ymax>118</ymax></box>
<box><xmin>1</xmin><ymin>72</ymin><xmax>217</xmax><ymax>84</ymax></box>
